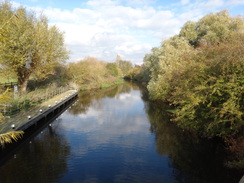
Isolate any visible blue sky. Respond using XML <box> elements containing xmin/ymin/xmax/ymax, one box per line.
<box><xmin>3</xmin><ymin>0</ymin><xmax>244</xmax><ymax>64</ymax></box>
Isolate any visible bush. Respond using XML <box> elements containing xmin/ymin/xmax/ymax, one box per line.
<box><xmin>169</xmin><ymin>35</ymin><xmax>244</xmax><ymax>138</ymax></box>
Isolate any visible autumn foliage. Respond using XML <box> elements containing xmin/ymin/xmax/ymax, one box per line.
<box><xmin>141</xmin><ymin>10</ymin><xmax>244</xmax><ymax>138</ymax></box>
<box><xmin>137</xmin><ymin>10</ymin><xmax>244</xmax><ymax>168</ymax></box>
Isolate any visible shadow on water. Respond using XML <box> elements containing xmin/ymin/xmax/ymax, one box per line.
<box><xmin>138</xmin><ymin>83</ymin><xmax>243</xmax><ymax>183</ymax></box>
<box><xmin>0</xmin><ymin>82</ymin><xmax>242</xmax><ymax>183</ymax></box>
<box><xmin>0</xmin><ymin>123</ymin><xmax>70</xmax><ymax>183</ymax></box>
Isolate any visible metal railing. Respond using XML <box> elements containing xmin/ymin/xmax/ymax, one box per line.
<box><xmin>0</xmin><ymin>86</ymin><xmax>73</xmax><ymax>117</ymax></box>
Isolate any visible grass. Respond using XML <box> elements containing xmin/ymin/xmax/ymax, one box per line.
<box><xmin>0</xmin><ymin>74</ymin><xmax>17</xmax><ymax>83</ymax></box>
<box><xmin>1</xmin><ymin>84</ymin><xmax>73</xmax><ymax>117</ymax></box>
<box><xmin>0</xmin><ymin>90</ymin><xmax>77</xmax><ymax>134</ymax></box>
<box><xmin>100</xmin><ymin>78</ymin><xmax>124</xmax><ymax>89</ymax></box>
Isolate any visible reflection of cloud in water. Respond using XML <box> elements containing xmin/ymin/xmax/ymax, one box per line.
<box><xmin>61</xmin><ymin>90</ymin><xmax>148</xmax><ymax>134</ymax></box>
<box><xmin>60</xmin><ymin>89</ymin><xmax>151</xmax><ymax>157</ymax></box>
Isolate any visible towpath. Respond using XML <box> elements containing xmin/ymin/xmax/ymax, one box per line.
<box><xmin>0</xmin><ymin>90</ymin><xmax>77</xmax><ymax>134</ymax></box>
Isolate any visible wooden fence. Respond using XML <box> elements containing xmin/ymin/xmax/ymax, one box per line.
<box><xmin>0</xmin><ymin>82</ymin><xmax>18</xmax><ymax>89</ymax></box>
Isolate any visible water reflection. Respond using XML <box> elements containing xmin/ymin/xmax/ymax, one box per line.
<box><xmin>0</xmin><ymin>82</ymin><xmax>242</xmax><ymax>183</ymax></box>
<box><xmin>60</xmin><ymin>83</ymin><xmax>151</xmax><ymax>157</ymax></box>
<box><xmin>0</xmin><ymin>122</ymin><xmax>70</xmax><ymax>183</ymax></box>
<box><xmin>69</xmin><ymin>84</ymin><xmax>133</xmax><ymax>115</ymax></box>
<box><xmin>141</xmin><ymin>85</ymin><xmax>242</xmax><ymax>183</ymax></box>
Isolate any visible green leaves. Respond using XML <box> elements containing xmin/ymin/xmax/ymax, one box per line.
<box><xmin>179</xmin><ymin>10</ymin><xmax>244</xmax><ymax>47</ymax></box>
<box><xmin>0</xmin><ymin>1</ymin><xmax>69</xmax><ymax>93</ymax></box>
<box><xmin>144</xmin><ymin>10</ymin><xmax>244</xmax><ymax>138</ymax></box>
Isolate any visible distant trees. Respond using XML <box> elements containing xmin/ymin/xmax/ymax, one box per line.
<box><xmin>67</xmin><ymin>57</ymin><xmax>122</xmax><ymax>89</ymax></box>
<box><xmin>106</xmin><ymin>63</ymin><xmax>119</xmax><ymax>77</ymax></box>
<box><xmin>0</xmin><ymin>1</ymin><xmax>69</xmax><ymax>93</ymax></box>
<box><xmin>116</xmin><ymin>57</ymin><xmax>133</xmax><ymax>76</ymax></box>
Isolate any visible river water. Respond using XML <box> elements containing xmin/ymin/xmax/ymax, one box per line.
<box><xmin>0</xmin><ymin>82</ymin><xmax>242</xmax><ymax>183</ymax></box>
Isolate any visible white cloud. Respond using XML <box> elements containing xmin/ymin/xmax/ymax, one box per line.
<box><xmin>227</xmin><ymin>0</ymin><xmax>244</xmax><ymax>5</ymax></box>
<box><xmin>181</xmin><ymin>0</ymin><xmax>190</xmax><ymax>5</ymax></box>
<box><xmin>87</xmin><ymin>0</ymin><xmax>119</xmax><ymax>7</ymax></box>
<box><xmin>26</xmin><ymin>0</ymin><xmax>180</xmax><ymax>63</ymax></box>
<box><xmin>123</xmin><ymin>0</ymin><xmax>157</xmax><ymax>7</ymax></box>
<box><xmin>9</xmin><ymin>0</ymin><xmax>244</xmax><ymax>64</ymax></box>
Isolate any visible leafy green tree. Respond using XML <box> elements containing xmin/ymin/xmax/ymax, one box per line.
<box><xmin>179</xmin><ymin>21</ymin><xmax>198</xmax><ymax>46</ymax></box>
<box><xmin>116</xmin><ymin>59</ymin><xmax>133</xmax><ymax>76</ymax></box>
<box><xmin>67</xmin><ymin>61</ymin><xmax>90</xmax><ymax>85</ymax></box>
<box><xmin>143</xmin><ymin>10</ymin><xmax>244</xmax><ymax>139</ymax></box>
<box><xmin>0</xmin><ymin>2</ymin><xmax>69</xmax><ymax>93</ymax></box>
<box><xmin>105</xmin><ymin>62</ymin><xmax>119</xmax><ymax>77</ymax></box>
<box><xmin>170</xmin><ymin>35</ymin><xmax>244</xmax><ymax>138</ymax></box>
<box><xmin>180</xmin><ymin>10</ymin><xmax>244</xmax><ymax>47</ymax></box>
<box><xmin>147</xmin><ymin>36</ymin><xmax>191</xmax><ymax>100</ymax></box>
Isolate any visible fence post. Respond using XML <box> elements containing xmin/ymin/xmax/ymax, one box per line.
<box><xmin>4</xmin><ymin>105</ymin><xmax>6</xmax><ymax>116</ymax></box>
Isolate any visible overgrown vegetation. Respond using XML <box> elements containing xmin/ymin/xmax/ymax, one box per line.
<box><xmin>0</xmin><ymin>89</ymin><xmax>24</xmax><ymax>146</ymax></box>
<box><xmin>66</xmin><ymin>57</ymin><xmax>125</xmax><ymax>90</ymax></box>
<box><xmin>127</xmin><ymin>10</ymin><xmax>244</xmax><ymax>168</ymax></box>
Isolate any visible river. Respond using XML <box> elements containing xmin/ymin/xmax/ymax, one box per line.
<box><xmin>0</xmin><ymin>82</ymin><xmax>242</xmax><ymax>183</ymax></box>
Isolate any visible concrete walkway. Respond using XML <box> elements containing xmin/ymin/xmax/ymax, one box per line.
<box><xmin>0</xmin><ymin>90</ymin><xmax>77</xmax><ymax>134</ymax></box>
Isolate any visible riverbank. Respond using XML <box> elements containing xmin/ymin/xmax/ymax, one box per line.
<box><xmin>0</xmin><ymin>90</ymin><xmax>77</xmax><ymax>134</ymax></box>
<box><xmin>78</xmin><ymin>77</ymin><xmax>124</xmax><ymax>90</ymax></box>
<box><xmin>1</xmin><ymin>82</ymin><xmax>242</xmax><ymax>183</ymax></box>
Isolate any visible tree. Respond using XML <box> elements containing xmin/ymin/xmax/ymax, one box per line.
<box><xmin>180</xmin><ymin>10</ymin><xmax>244</xmax><ymax>47</ymax></box>
<box><xmin>115</xmin><ymin>54</ymin><xmax>121</xmax><ymax>65</ymax></box>
<box><xmin>169</xmin><ymin>34</ymin><xmax>244</xmax><ymax>138</ymax></box>
<box><xmin>0</xmin><ymin>2</ymin><xmax>69</xmax><ymax>93</ymax></box>
<box><xmin>147</xmin><ymin>36</ymin><xmax>191</xmax><ymax>100</ymax></box>
<box><xmin>143</xmin><ymin>10</ymin><xmax>244</xmax><ymax>138</ymax></box>
<box><xmin>116</xmin><ymin>59</ymin><xmax>133</xmax><ymax>76</ymax></box>
<box><xmin>179</xmin><ymin>21</ymin><xmax>198</xmax><ymax>46</ymax></box>
<box><xmin>106</xmin><ymin>62</ymin><xmax>119</xmax><ymax>77</ymax></box>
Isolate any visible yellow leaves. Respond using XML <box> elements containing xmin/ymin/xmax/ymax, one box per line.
<box><xmin>0</xmin><ymin>113</ymin><xmax>3</xmax><ymax>123</ymax></box>
<box><xmin>0</xmin><ymin>89</ymin><xmax>12</xmax><ymax>105</ymax></box>
<box><xmin>0</xmin><ymin>1</ymin><xmax>69</xmax><ymax>92</ymax></box>
<box><xmin>67</xmin><ymin>57</ymin><xmax>121</xmax><ymax>88</ymax></box>
<box><xmin>0</xmin><ymin>89</ymin><xmax>24</xmax><ymax>146</ymax></box>
<box><xmin>0</xmin><ymin>131</ymin><xmax>24</xmax><ymax>146</ymax></box>
<box><xmin>144</xmin><ymin>12</ymin><xmax>244</xmax><ymax>138</ymax></box>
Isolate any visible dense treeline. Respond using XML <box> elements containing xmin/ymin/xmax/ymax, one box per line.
<box><xmin>126</xmin><ymin>10</ymin><xmax>244</xmax><ymax>168</ymax></box>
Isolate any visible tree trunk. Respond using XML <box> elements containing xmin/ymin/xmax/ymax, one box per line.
<box><xmin>18</xmin><ymin>74</ymin><xmax>30</xmax><ymax>94</ymax></box>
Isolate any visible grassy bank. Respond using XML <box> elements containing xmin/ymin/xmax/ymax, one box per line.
<box><xmin>100</xmin><ymin>78</ymin><xmax>124</xmax><ymax>89</ymax></box>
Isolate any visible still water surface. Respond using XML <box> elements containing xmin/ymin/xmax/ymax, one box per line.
<box><xmin>0</xmin><ymin>83</ymin><xmax>242</xmax><ymax>183</ymax></box>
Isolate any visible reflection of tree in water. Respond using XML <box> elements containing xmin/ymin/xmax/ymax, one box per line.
<box><xmin>142</xmin><ymin>91</ymin><xmax>242</xmax><ymax>183</ymax></box>
<box><xmin>123</xmin><ymin>81</ymin><xmax>140</xmax><ymax>91</ymax></box>
<box><xmin>69</xmin><ymin>83</ymin><xmax>132</xmax><ymax>115</ymax></box>
<box><xmin>0</xmin><ymin>123</ymin><xmax>70</xmax><ymax>183</ymax></box>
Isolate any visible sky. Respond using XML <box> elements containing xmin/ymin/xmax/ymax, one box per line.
<box><xmin>2</xmin><ymin>0</ymin><xmax>244</xmax><ymax>65</ymax></box>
